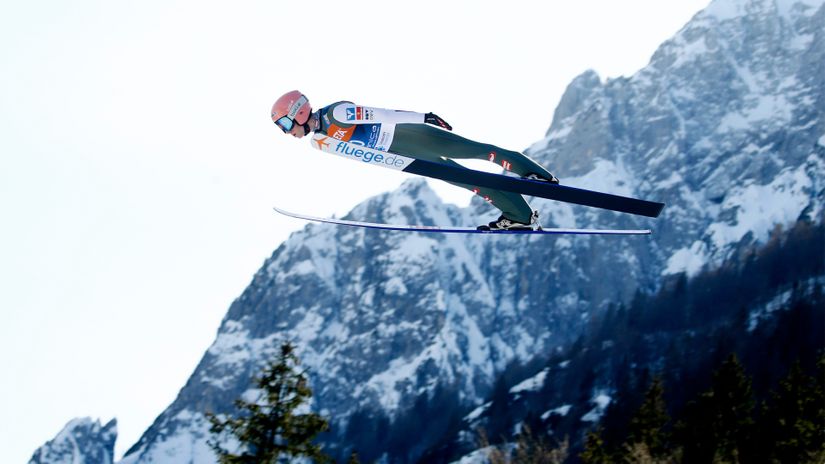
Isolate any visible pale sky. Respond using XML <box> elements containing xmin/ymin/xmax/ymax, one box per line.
<box><xmin>0</xmin><ymin>1</ymin><xmax>709</xmax><ymax>461</ymax></box>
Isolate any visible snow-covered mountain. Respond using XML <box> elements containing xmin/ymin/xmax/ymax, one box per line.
<box><xmin>32</xmin><ymin>0</ymin><xmax>824</xmax><ymax>462</ymax></box>
<box><xmin>29</xmin><ymin>418</ymin><xmax>117</xmax><ymax>464</ymax></box>
<box><xmin>525</xmin><ymin>0</ymin><xmax>824</xmax><ymax>277</ymax></box>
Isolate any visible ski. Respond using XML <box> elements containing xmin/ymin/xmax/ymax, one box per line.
<box><xmin>273</xmin><ymin>206</ymin><xmax>652</xmax><ymax>235</ymax></box>
<box><xmin>310</xmin><ymin>134</ymin><xmax>665</xmax><ymax>218</ymax></box>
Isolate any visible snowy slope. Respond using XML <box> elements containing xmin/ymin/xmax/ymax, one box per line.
<box><xmin>34</xmin><ymin>0</ymin><xmax>824</xmax><ymax>462</ymax></box>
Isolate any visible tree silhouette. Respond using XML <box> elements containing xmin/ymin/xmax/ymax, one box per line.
<box><xmin>626</xmin><ymin>377</ymin><xmax>671</xmax><ymax>458</ymax></box>
<box><xmin>579</xmin><ymin>428</ymin><xmax>612</xmax><ymax>464</ymax></box>
<box><xmin>677</xmin><ymin>354</ymin><xmax>755</xmax><ymax>463</ymax></box>
<box><xmin>763</xmin><ymin>359</ymin><xmax>825</xmax><ymax>463</ymax></box>
<box><xmin>207</xmin><ymin>342</ymin><xmax>330</xmax><ymax>463</ymax></box>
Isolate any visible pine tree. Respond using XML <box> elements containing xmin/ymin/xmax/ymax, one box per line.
<box><xmin>676</xmin><ymin>392</ymin><xmax>718</xmax><ymax>463</ymax></box>
<box><xmin>677</xmin><ymin>354</ymin><xmax>755</xmax><ymax>463</ymax></box>
<box><xmin>626</xmin><ymin>377</ymin><xmax>670</xmax><ymax>458</ymax></box>
<box><xmin>207</xmin><ymin>342</ymin><xmax>330</xmax><ymax>463</ymax></box>
<box><xmin>580</xmin><ymin>428</ymin><xmax>613</xmax><ymax>464</ymax></box>
<box><xmin>710</xmin><ymin>353</ymin><xmax>755</xmax><ymax>462</ymax></box>
<box><xmin>765</xmin><ymin>360</ymin><xmax>825</xmax><ymax>463</ymax></box>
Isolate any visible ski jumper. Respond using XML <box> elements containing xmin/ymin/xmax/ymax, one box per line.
<box><xmin>314</xmin><ymin>101</ymin><xmax>555</xmax><ymax>223</ymax></box>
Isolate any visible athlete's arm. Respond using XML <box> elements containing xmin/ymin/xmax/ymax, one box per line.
<box><xmin>331</xmin><ymin>103</ymin><xmax>425</xmax><ymax>126</ymax></box>
<box><xmin>329</xmin><ymin>103</ymin><xmax>453</xmax><ymax>132</ymax></box>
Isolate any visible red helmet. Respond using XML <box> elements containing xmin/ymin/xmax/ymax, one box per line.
<box><xmin>271</xmin><ymin>90</ymin><xmax>311</xmax><ymax>132</ymax></box>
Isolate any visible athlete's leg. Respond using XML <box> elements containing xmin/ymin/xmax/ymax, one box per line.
<box><xmin>390</xmin><ymin>124</ymin><xmax>556</xmax><ymax>180</ymax></box>
<box><xmin>420</xmin><ymin>157</ymin><xmax>535</xmax><ymax>223</ymax></box>
<box><xmin>388</xmin><ymin>129</ymin><xmax>534</xmax><ymax>222</ymax></box>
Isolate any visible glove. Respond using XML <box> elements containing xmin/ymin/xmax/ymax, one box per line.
<box><xmin>425</xmin><ymin>112</ymin><xmax>453</xmax><ymax>131</ymax></box>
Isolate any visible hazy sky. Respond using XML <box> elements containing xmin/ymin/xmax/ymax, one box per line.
<box><xmin>0</xmin><ymin>1</ymin><xmax>709</xmax><ymax>461</ymax></box>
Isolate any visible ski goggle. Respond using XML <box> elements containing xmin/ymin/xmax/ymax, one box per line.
<box><xmin>273</xmin><ymin>95</ymin><xmax>309</xmax><ymax>133</ymax></box>
<box><xmin>274</xmin><ymin>115</ymin><xmax>295</xmax><ymax>133</ymax></box>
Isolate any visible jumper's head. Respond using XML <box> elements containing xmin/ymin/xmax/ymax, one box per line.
<box><xmin>271</xmin><ymin>90</ymin><xmax>312</xmax><ymax>136</ymax></box>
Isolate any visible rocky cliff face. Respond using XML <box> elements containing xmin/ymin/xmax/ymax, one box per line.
<box><xmin>35</xmin><ymin>0</ymin><xmax>823</xmax><ymax>462</ymax></box>
<box><xmin>525</xmin><ymin>0</ymin><xmax>824</xmax><ymax>274</ymax></box>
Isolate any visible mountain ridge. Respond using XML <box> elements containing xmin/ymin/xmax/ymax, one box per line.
<box><xmin>122</xmin><ymin>0</ymin><xmax>825</xmax><ymax>460</ymax></box>
<box><xmin>29</xmin><ymin>418</ymin><xmax>117</xmax><ymax>464</ymax></box>
<box><xmin>29</xmin><ymin>0</ymin><xmax>825</xmax><ymax>462</ymax></box>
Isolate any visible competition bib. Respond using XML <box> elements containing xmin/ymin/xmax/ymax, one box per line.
<box><xmin>310</xmin><ymin>133</ymin><xmax>414</xmax><ymax>171</ymax></box>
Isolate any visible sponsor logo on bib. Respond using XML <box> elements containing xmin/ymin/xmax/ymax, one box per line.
<box><xmin>345</xmin><ymin>106</ymin><xmax>374</xmax><ymax>121</ymax></box>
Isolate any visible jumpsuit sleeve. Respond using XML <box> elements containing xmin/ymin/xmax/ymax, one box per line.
<box><xmin>331</xmin><ymin>103</ymin><xmax>425</xmax><ymax>126</ymax></box>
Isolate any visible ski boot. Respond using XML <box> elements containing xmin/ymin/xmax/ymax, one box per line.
<box><xmin>523</xmin><ymin>172</ymin><xmax>560</xmax><ymax>184</ymax></box>
<box><xmin>477</xmin><ymin>210</ymin><xmax>542</xmax><ymax>231</ymax></box>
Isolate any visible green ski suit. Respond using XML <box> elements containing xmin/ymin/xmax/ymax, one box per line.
<box><xmin>314</xmin><ymin>101</ymin><xmax>555</xmax><ymax>223</ymax></box>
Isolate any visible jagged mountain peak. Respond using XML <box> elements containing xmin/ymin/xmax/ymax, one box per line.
<box><xmin>547</xmin><ymin>69</ymin><xmax>603</xmax><ymax>130</ymax></box>
<box><xmin>29</xmin><ymin>418</ymin><xmax>117</xmax><ymax>464</ymax></box>
<box><xmin>527</xmin><ymin>0</ymin><xmax>823</xmax><ymax>274</ymax></box>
